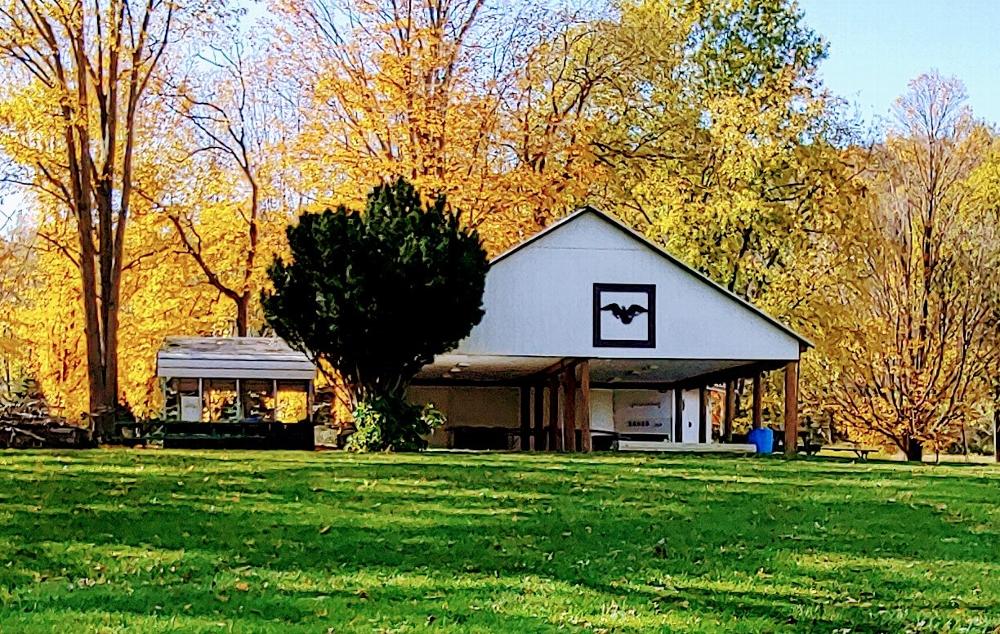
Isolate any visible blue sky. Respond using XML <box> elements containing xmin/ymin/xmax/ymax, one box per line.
<box><xmin>798</xmin><ymin>0</ymin><xmax>1000</xmax><ymax>126</ymax></box>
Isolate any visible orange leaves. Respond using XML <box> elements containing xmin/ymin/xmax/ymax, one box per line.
<box><xmin>829</xmin><ymin>74</ymin><xmax>1000</xmax><ymax>453</ymax></box>
<box><xmin>275</xmin><ymin>0</ymin><xmax>600</xmax><ymax>254</ymax></box>
<box><xmin>0</xmin><ymin>0</ymin><xmax>900</xmax><ymax>430</ymax></box>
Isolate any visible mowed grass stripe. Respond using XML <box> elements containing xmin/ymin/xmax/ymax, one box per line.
<box><xmin>0</xmin><ymin>450</ymin><xmax>997</xmax><ymax>633</ymax></box>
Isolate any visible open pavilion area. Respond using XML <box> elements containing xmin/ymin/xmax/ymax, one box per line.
<box><xmin>410</xmin><ymin>208</ymin><xmax>809</xmax><ymax>454</ymax></box>
<box><xmin>0</xmin><ymin>450</ymin><xmax>996</xmax><ymax>633</ymax></box>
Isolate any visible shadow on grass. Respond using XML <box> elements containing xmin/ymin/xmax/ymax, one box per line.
<box><xmin>0</xmin><ymin>450</ymin><xmax>998</xmax><ymax>632</ymax></box>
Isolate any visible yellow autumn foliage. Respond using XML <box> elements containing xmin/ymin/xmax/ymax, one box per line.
<box><xmin>0</xmin><ymin>0</ymin><xmax>994</xmax><ymax>459</ymax></box>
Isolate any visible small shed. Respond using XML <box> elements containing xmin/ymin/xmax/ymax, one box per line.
<box><xmin>156</xmin><ymin>337</ymin><xmax>316</xmax><ymax>423</ymax></box>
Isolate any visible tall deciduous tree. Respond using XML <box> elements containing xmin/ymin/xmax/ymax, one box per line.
<box><xmin>156</xmin><ymin>39</ymin><xmax>293</xmax><ymax>336</ymax></box>
<box><xmin>0</xmin><ymin>0</ymin><xmax>215</xmax><ymax>434</ymax></box>
<box><xmin>275</xmin><ymin>0</ymin><xmax>602</xmax><ymax>252</ymax></box>
<box><xmin>830</xmin><ymin>73</ymin><xmax>1000</xmax><ymax>460</ymax></box>
<box><xmin>0</xmin><ymin>224</ymin><xmax>30</xmax><ymax>392</ymax></box>
<box><xmin>966</xmin><ymin>142</ymin><xmax>1000</xmax><ymax>462</ymax></box>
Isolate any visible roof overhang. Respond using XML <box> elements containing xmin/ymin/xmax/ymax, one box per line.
<box><xmin>156</xmin><ymin>337</ymin><xmax>316</xmax><ymax>381</ymax></box>
<box><xmin>413</xmin><ymin>354</ymin><xmax>784</xmax><ymax>388</ymax></box>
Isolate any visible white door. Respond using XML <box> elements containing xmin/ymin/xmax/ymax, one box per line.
<box><xmin>681</xmin><ymin>389</ymin><xmax>701</xmax><ymax>443</ymax></box>
<box><xmin>180</xmin><ymin>395</ymin><xmax>201</xmax><ymax>422</ymax></box>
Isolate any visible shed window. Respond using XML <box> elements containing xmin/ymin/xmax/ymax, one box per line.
<box><xmin>203</xmin><ymin>379</ymin><xmax>239</xmax><ymax>422</ymax></box>
<box><xmin>164</xmin><ymin>378</ymin><xmax>201</xmax><ymax>422</ymax></box>
<box><xmin>241</xmin><ymin>379</ymin><xmax>276</xmax><ymax>422</ymax></box>
<box><xmin>276</xmin><ymin>381</ymin><xmax>309</xmax><ymax>422</ymax></box>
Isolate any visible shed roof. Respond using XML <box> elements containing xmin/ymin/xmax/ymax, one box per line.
<box><xmin>156</xmin><ymin>337</ymin><xmax>316</xmax><ymax>380</ymax></box>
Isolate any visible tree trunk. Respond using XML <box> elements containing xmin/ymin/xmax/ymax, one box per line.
<box><xmin>993</xmin><ymin>381</ymin><xmax>1000</xmax><ymax>463</ymax></box>
<box><xmin>0</xmin><ymin>0</ymin><xmax>178</xmax><ymax>442</ymax></box>
<box><xmin>994</xmin><ymin>405</ymin><xmax>1000</xmax><ymax>463</ymax></box>
<box><xmin>236</xmin><ymin>294</ymin><xmax>249</xmax><ymax>337</ymax></box>
<box><xmin>83</xmin><ymin>273</ymin><xmax>119</xmax><ymax>439</ymax></box>
<box><xmin>905</xmin><ymin>437</ymin><xmax>923</xmax><ymax>462</ymax></box>
<box><xmin>77</xmin><ymin>205</ymin><xmax>117</xmax><ymax>439</ymax></box>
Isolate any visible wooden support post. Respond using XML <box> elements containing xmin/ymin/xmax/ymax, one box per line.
<box><xmin>533</xmin><ymin>384</ymin><xmax>545</xmax><ymax>451</ymax></box>
<box><xmin>519</xmin><ymin>385</ymin><xmax>531</xmax><ymax>451</ymax></box>
<box><xmin>235</xmin><ymin>378</ymin><xmax>242</xmax><ymax>421</ymax></box>
<box><xmin>563</xmin><ymin>368</ymin><xmax>577</xmax><ymax>452</ymax></box>
<box><xmin>724</xmin><ymin>381</ymin><xmax>735</xmax><ymax>442</ymax></box>
<box><xmin>272</xmin><ymin>379</ymin><xmax>280</xmax><ymax>423</ymax></box>
<box><xmin>305</xmin><ymin>381</ymin><xmax>314</xmax><ymax>423</ymax></box>
<box><xmin>578</xmin><ymin>360</ymin><xmax>591</xmax><ymax>452</ymax></box>
<box><xmin>673</xmin><ymin>389</ymin><xmax>683</xmax><ymax>442</ymax></box>
<box><xmin>751</xmin><ymin>373</ymin><xmax>763</xmax><ymax>430</ymax></box>
<box><xmin>698</xmin><ymin>386</ymin><xmax>707</xmax><ymax>444</ymax></box>
<box><xmin>549</xmin><ymin>378</ymin><xmax>561</xmax><ymax>451</ymax></box>
<box><xmin>784</xmin><ymin>361</ymin><xmax>799</xmax><ymax>457</ymax></box>
<box><xmin>162</xmin><ymin>378</ymin><xmax>169</xmax><ymax>421</ymax></box>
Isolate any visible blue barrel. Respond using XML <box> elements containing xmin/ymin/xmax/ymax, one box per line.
<box><xmin>748</xmin><ymin>427</ymin><xmax>774</xmax><ymax>455</ymax></box>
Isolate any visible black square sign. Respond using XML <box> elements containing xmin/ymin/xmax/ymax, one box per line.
<box><xmin>593</xmin><ymin>283</ymin><xmax>656</xmax><ymax>348</ymax></box>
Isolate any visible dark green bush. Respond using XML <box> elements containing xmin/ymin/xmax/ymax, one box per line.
<box><xmin>345</xmin><ymin>397</ymin><xmax>445</xmax><ymax>452</ymax></box>
<box><xmin>263</xmin><ymin>178</ymin><xmax>488</xmax><ymax>451</ymax></box>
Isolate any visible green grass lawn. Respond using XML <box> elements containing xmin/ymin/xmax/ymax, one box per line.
<box><xmin>0</xmin><ymin>451</ymin><xmax>997</xmax><ymax>633</ymax></box>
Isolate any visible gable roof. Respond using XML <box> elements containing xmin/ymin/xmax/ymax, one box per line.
<box><xmin>156</xmin><ymin>337</ymin><xmax>316</xmax><ymax>380</ymax></box>
<box><xmin>491</xmin><ymin>206</ymin><xmax>812</xmax><ymax>348</ymax></box>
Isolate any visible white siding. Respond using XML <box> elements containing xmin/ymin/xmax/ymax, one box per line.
<box><xmin>456</xmin><ymin>212</ymin><xmax>801</xmax><ymax>361</ymax></box>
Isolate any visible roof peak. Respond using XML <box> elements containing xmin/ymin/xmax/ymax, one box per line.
<box><xmin>490</xmin><ymin>206</ymin><xmax>812</xmax><ymax>348</ymax></box>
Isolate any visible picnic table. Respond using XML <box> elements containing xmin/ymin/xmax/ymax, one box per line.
<box><xmin>798</xmin><ymin>432</ymin><xmax>823</xmax><ymax>456</ymax></box>
<box><xmin>823</xmin><ymin>445</ymin><xmax>877</xmax><ymax>461</ymax></box>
